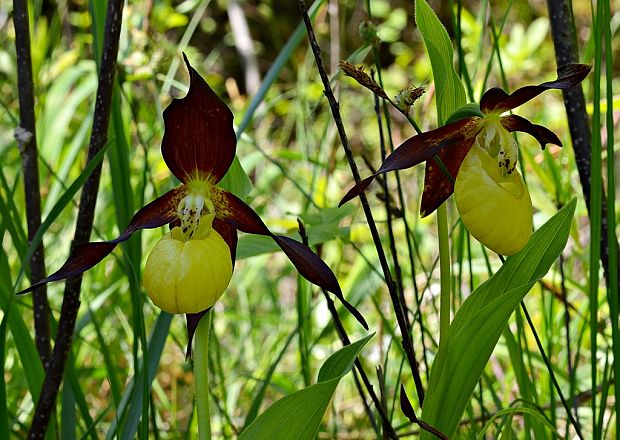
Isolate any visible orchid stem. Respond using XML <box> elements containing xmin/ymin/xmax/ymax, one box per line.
<box><xmin>195</xmin><ymin>311</ymin><xmax>213</xmax><ymax>440</ymax></box>
<box><xmin>437</xmin><ymin>204</ymin><xmax>451</xmax><ymax>344</ymax></box>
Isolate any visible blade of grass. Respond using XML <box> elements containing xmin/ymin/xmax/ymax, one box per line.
<box><xmin>0</xmin><ymin>168</ymin><xmax>27</xmax><ymax>257</ymax></box>
<box><xmin>589</xmin><ymin>1</ymin><xmax>603</xmax><ymax>437</ymax></box>
<box><xmin>105</xmin><ymin>311</ymin><xmax>172</xmax><ymax>440</ymax></box>
<box><xmin>12</xmin><ymin>140</ymin><xmax>110</xmax><ymax>292</ymax></box>
<box><xmin>65</xmin><ymin>352</ymin><xmax>97</xmax><ymax>440</ymax></box>
<box><xmin>0</xmin><ymin>297</ymin><xmax>12</xmax><ymax>438</ymax></box>
<box><xmin>602</xmin><ymin>0</ymin><xmax>619</xmax><ymax>433</ymax></box>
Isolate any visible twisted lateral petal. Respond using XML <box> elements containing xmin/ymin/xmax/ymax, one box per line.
<box><xmin>185</xmin><ymin>309</ymin><xmax>211</xmax><ymax>357</ymax></box>
<box><xmin>161</xmin><ymin>54</ymin><xmax>237</xmax><ymax>184</ymax></box>
<box><xmin>500</xmin><ymin>114</ymin><xmax>562</xmax><ymax>149</ymax></box>
<box><xmin>339</xmin><ymin>117</ymin><xmax>480</xmax><ymax>207</ymax></box>
<box><xmin>419</xmin><ymin>134</ymin><xmax>478</xmax><ymax>217</ymax></box>
<box><xmin>17</xmin><ymin>187</ymin><xmax>186</xmax><ymax>295</ymax></box>
<box><xmin>480</xmin><ymin>63</ymin><xmax>592</xmax><ymax>114</ymax></box>
<box><xmin>214</xmin><ymin>188</ymin><xmax>368</xmax><ymax>330</ymax></box>
<box><xmin>212</xmin><ymin>217</ymin><xmax>238</xmax><ymax>263</ymax></box>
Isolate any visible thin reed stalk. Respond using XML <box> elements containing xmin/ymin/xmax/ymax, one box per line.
<box><xmin>28</xmin><ymin>0</ymin><xmax>124</xmax><ymax>436</ymax></box>
<box><xmin>13</xmin><ymin>0</ymin><xmax>51</xmax><ymax>368</ymax></box>
<box><xmin>299</xmin><ymin>0</ymin><xmax>426</xmax><ymax>406</ymax></box>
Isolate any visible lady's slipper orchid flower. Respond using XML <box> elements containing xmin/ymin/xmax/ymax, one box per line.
<box><xmin>340</xmin><ymin>64</ymin><xmax>591</xmax><ymax>255</ymax></box>
<box><xmin>20</xmin><ymin>55</ymin><xmax>367</xmax><ymax>343</ymax></box>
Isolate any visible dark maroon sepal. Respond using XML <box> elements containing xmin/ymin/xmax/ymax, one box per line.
<box><xmin>212</xmin><ymin>218</ymin><xmax>238</xmax><ymax>265</ymax></box>
<box><xmin>18</xmin><ymin>242</ymin><xmax>117</xmax><ymax>295</ymax></box>
<box><xmin>400</xmin><ymin>384</ymin><xmax>417</xmax><ymax>423</ymax></box>
<box><xmin>214</xmin><ymin>189</ymin><xmax>271</xmax><ymax>235</ymax></box>
<box><xmin>17</xmin><ymin>188</ymin><xmax>185</xmax><ymax>295</ymax></box>
<box><xmin>420</xmin><ymin>135</ymin><xmax>478</xmax><ymax>217</ymax></box>
<box><xmin>215</xmin><ymin>189</ymin><xmax>367</xmax><ymax>329</ymax></box>
<box><xmin>379</xmin><ymin>117</ymin><xmax>479</xmax><ymax>175</ymax></box>
<box><xmin>339</xmin><ymin>175</ymin><xmax>376</xmax><ymax>207</ymax></box>
<box><xmin>185</xmin><ymin>308</ymin><xmax>212</xmax><ymax>358</ymax></box>
<box><xmin>339</xmin><ymin>117</ymin><xmax>480</xmax><ymax>207</ymax></box>
<box><xmin>480</xmin><ymin>64</ymin><xmax>592</xmax><ymax>114</ymax></box>
<box><xmin>161</xmin><ymin>53</ymin><xmax>237</xmax><ymax>184</ymax></box>
<box><xmin>273</xmin><ymin>235</ymin><xmax>368</xmax><ymax>330</ymax></box>
<box><xmin>500</xmin><ymin>114</ymin><xmax>562</xmax><ymax>149</ymax></box>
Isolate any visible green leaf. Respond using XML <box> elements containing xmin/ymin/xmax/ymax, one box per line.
<box><xmin>317</xmin><ymin>334</ymin><xmax>371</xmax><ymax>382</ymax></box>
<box><xmin>236</xmin><ymin>206</ymin><xmax>353</xmax><ymax>260</ymax></box>
<box><xmin>239</xmin><ymin>334</ymin><xmax>373</xmax><ymax>440</ymax></box>
<box><xmin>420</xmin><ymin>200</ymin><xmax>576</xmax><ymax>439</ymax></box>
<box><xmin>243</xmin><ymin>330</ymin><xmax>298</xmax><ymax>429</ymax></box>
<box><xmin>445</xmin><ymin>103</ymin><xmax>484</xmax><ymax>125</ymax></box>
<box><xmin>0</xmin><ymin>299</ymin><xmax>11</xmax><ymax>438</ymax></box>
<box><xmin>415</xmin><ymin>0</ymin><xmax>466</xmax><ymax>124</ymax></box>
<box><xmin>219</xmin><ymin>156</ymin><xmax>253</xmax><ymax>199</ymax></box>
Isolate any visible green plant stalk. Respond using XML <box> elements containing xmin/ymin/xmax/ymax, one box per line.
<box><xmin>603</xmin><ymin>0</ymin><xmax>619</xmax><ymax>433</ymax></box>
<box><xmin>437</xmin><ymin>204</ymin><xmax>451</xmax><ymax>343</ymax></box>
<box><xmin>590</xmin><ymin>0</ymin><xmax>603</xmax><ymax>437</ymax></box>
<box><xmin>195</xmin><ymin>311</ymin><xmax>213</xmax><ymax>440</ymax></box>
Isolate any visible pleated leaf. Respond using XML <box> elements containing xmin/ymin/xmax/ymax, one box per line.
<box><xmin>415</xmin><ymin>0</ymin><xmax>466</xmax><ymax>125</ymax></box>
<box><xmin>239</xmin><ymin>334</ymin><xmax>373</xmax><ymax>440</ymax></box>
<box><xmin>420</xmin><ymin>199</ymin><xmax>576</xmax><ymax>439</ymax></box>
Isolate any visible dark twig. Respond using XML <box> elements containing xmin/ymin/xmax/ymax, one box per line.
<box><xmin>299</xmin><ymin>0</ymin><xmax>425</xmax><ymax>405</ymax></box>
<box><xmin>13</xmin><ymin>0</ymin><xmax>51</xmax><ymax>367</ymax></box>
<box><xmin>376</xmin><ymin>366</ymin><xmax>391</xmax><ymax>439</ymax></box>
<box><xmin>400</xmin><ymin>385</ymin><xmax>449</xmax><ymax>439</ymax></box>
<box><xmin>559</xmin><ymin>252</ymin><xmax>580</xmax><ymax>426</ymax></box>
<box><xmin>369</xmin><ymin>45</ymin><xmax>431</xmax><ymax>376</ymax></box>
<box><xmin>373</xmin><ymin>90</ymin><xmax>408</xmax><ymax>334</ymax></box>
<box><xmin>27</xmin><ymin>0</ymin><xmax>124</xmax><ymax>437</ymax></box>
<box><xmin>546</xmin><ymin>0</ymin><xmax>620</xmax><ymax>292</ymax></box>
<box><xmin>297</xmin><ymin>221</ymin><xmax>395</xmax><ymax>439</ymax></box>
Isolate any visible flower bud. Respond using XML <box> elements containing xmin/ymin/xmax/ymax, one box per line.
<box><xmin>143</xmin><ymin>223</ymin><xmax>233</xmax><ymax>314</ymax></box>
<box><xmin>358</xmin><ymin>20</ymin><xmax>379</xmax><ymax>46</ymax></box>
<box><xmin>455</xmin><ymin>144</ymin><xmax>532</xmax><ymax>256</ymax></box>
<box><xmin>394</xmin><ymin>85</ymin><xmax>425</xmax><ymax>114</ymax></box>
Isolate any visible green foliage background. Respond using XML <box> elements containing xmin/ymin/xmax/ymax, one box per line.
<box><xmin>0</xmin><ymin>0</ymin><xmax>618</xmax><ymax>438</ymax></box>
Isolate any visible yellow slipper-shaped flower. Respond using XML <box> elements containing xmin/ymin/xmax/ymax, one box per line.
<box><xmin>455</xmin><ymin>141</ymin><xmax>532</xmax><ymax>256</ymax></box>
<box><xmin>144</xmin><ymin>207</ymin><xmax>233</xmax><ymax>314</ymax></box>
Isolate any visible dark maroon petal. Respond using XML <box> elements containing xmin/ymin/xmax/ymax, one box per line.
<box><xmin>420</xmin><ymin>135</ymin><xmax>478</xmax><ymax>217</ymax></box>
<box><xmin>500</xmin><ymin>114</ymin><xmax>562</xmax><ymax>149</ymax></box>
<box><xmin>214</xmin><ymin>188</ymin><xmax>367</xmax><ymax>329</ymax></box>
<box><xmin>212</xmin><ymin>217</ymin><xmax>238</xmax><ymax>264</ymax></box>
<box><xmin>162</xmin><ymin>54</ymin><xmax>236</xmax><ymax>184</ymax></box>
<box><xmin>480</xmin><ymin>64</ymin><xmax>592</xmax><ymax>114</ymax></box>
<box><xmin>273</xmin><ymin>235</ymin><xmax>368</xmax><ymax>330</ymax></box>
<box><xmin>339</xmin><ymin>117</ymin><xmax>480</xmax><ymax>206</ymax></box>
<box><xmin>339</xmin><ymin>175</ymin><xmax>376</xmax><ymax>207</ymax></box>
<box><xmin>400</xmin><ymin>384</ymin><xmax>417</xmax><ymax>423</ymax></box>
<box><xmin>17</xmin><ymin>188</ymin><xmax>186</xmax><ymax>295</ymax></box>
<box><xmin>185</xmin><ymin>308</ymin><xmax>211</xmax><ymax>358</ymax></box>
<box><xmin>212</xmin><ymin>188</ymin><xmax>271</xmax><ymax>235</ymax></box>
